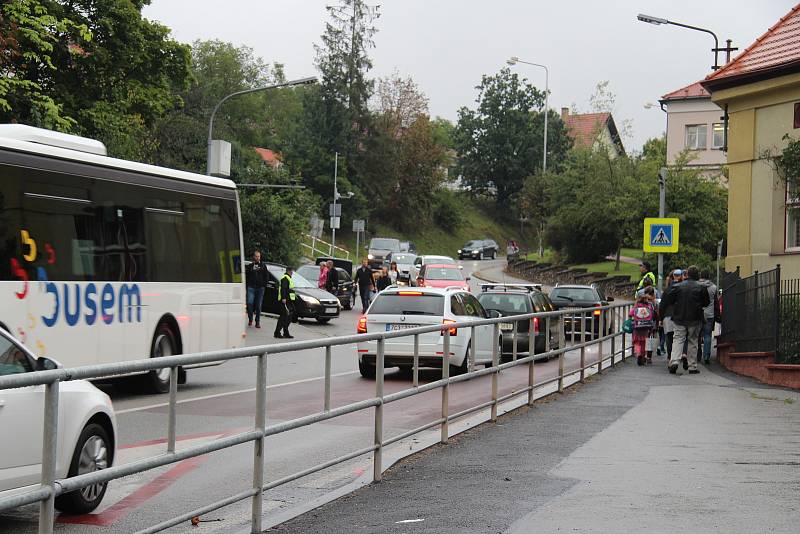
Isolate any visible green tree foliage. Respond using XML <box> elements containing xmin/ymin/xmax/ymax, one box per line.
<box><xmin>0</xmin><ymin>0</ymin><xmax>90</xmax><ymax>130</ymax></box>
<box><xmin>454</xmin><ymin>68</ymin><xmax>573</xmax><ymax>210</ymax></box>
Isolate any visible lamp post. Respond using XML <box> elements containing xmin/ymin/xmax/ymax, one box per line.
<box><xmin>206</xmin><ymin>76</ymin><xmax>317</xmax><ymax>175</ymax></box>
<box><xmin>506</xmin><ymin>57</ymin><xmax>549</xmax><ymax>173</ymax></box>
<box><xmin>507</xmin><ymin>57</ymin><xmax>549</xmax><ymax>257</ymax></box>
<box><xmin>637</xmin><ymin>14</ymin><xmax>737</xmax><ymax>71</ymax></box>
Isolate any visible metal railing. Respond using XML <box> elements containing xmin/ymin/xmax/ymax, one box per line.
<box><xmin>721</xmin><ymin>266</ymin><xmax>780</xmax><ymax>353</ymax></box>
<box><xmin>0</xmin><ymin>302</ymin><xmax>633</xmax><ymax>534</ymax></box>
<box><xmin>302</xmin><ymin>233</ymin><xmax>351</xmax><ymax>261</ymax></box>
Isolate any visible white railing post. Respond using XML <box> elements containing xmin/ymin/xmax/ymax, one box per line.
<box><xmin>491</xmin><ymin>322</ymin><xmax>500</xmax><ymax>421</ymax></box>
<box><xmin>38</xmin><ymin>380</ymin><xmax>59</xmax><ymax>534</ymax></box>
<box><xmin>250</xmin><ymin>353</ymin><xmax>267</xmax><ymax>533</ymax></box>
<box><xmin>373</xmin><ymin>339</ymin><xmax>385</xmax><ymax>482</ymax></box>
<box><xmin>441</xmin><ymin>330</ymin><xmax>450</xmax><ymax>444</ymax></box>
<box><xmin>324</xmin><ymin>346</ymin><xmax>332</xmax><ymax>412</ymax></box>
<box><xmin>167</xmin><ymin>366</ymin><xmax>178</xmax><ymax>453</ymax></box>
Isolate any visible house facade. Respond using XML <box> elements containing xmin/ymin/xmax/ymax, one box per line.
<box><xmin>560</xmin><ymin>108</ymin><xmax>625</xmax><ymax>158</ymax></box>
<box><xmin>702</xmin><ymin>4</ymin><xmax>800</xmax><ymax>278</ymax></box>
<box><xmin>660</xmin><ymin>81</ymin><xmax>726</xmax><ymax>176</ymax></box>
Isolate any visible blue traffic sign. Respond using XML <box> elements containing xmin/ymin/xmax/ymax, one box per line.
<box><xmin>650</xmin><ymin>224</ymin><xmax>672</xmax><ymax>247</ymax></box>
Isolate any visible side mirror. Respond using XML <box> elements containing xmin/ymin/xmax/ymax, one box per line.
<box><xmin>465</xmin><ymin>276</ymin><xmax>471</xmax><ymax>282</ymax></box>
<box><xmin>36</xmin><ymin>357</ymin><xmax>61</xmax><ymax>371</ymax></box>
<box><xmin>606</xmin><ymin>296</ymin><xmax>615</xmax><ymax>302</ymax></box>
<box><xmin>487</xmin><ymin>309</ymin><xmax>502</xmax><ymax>319</ymax></box>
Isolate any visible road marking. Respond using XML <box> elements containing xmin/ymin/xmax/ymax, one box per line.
<box><xmin>115</xmin><ymin>370</ymin><xmax>359</xmax><ymax>414</ymax></box>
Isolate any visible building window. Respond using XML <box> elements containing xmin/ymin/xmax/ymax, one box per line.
<box><xmin>712</xmin><ymin>123</ymin><xmax>725</xmax><ymax>149</ymax></box>
<box><xmin>794</xmin><ymin>102</ymin><xmax>800</xmax><ymax>129</ymax></box>
<box><xmin>685</xmin><ymin>124</ymin><xmax>707</xmax><ymax>150</ymax></box>
<box><xmin>786</xmin><ymin>185</ymin><xmax>800</xmax><ymax>251</ymax></box>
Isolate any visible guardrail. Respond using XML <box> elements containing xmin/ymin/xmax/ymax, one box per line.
<box><xmin>0</xmin><ymin>302</ymin><xmax>633</xmax><ymax>534</ymax></box>
<box><xmin>302</xmin><ymin>233</ymin><xmax>351</xmax><ymax>261</ymax></box>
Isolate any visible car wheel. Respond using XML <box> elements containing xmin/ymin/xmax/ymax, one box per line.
<box><xmin>317</xmin><ymin>317</ymin><xmax>331</xmax><ymax>324</ymax></box>
<box><xmin>359</xmin><ymin>358</ymin><xmax>376</xmax><ymax>378</ymax></box>
<box><xmin>143</xmin><ymin>323</ymin><xmax>176</xmax><ymax>394</ymax></box>
<box><xmin>479</xmin><ymin>252</ymin><xmax>484</xmax><ymax>260</ymax></box>
<box><xmin>54</xmin><ymin>423</ymin><xmax>111</xmax><ymax>515</ymax></box>
<box><xmin>491</xmin><ymin>250</ymin><xmax>497</xmax><ymax>260</ymax></box>
<box><xmin>451</xmin><ymin>344</ymin><xmax>470</xmax><ymax>375</ymax></box>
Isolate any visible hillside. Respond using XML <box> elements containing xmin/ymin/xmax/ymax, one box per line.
<box><xmin>318</xmin><ymin>198</ymin><xmax>532</xmax><ymax>260</ymax></box>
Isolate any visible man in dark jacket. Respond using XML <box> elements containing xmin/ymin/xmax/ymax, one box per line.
<box><xmin>659</xmin><ymin>265</ymin><xmax>710</xmax><ymax>375</ymax></box>
<box><xmin>354</xmin><ymin>258</ymin><xmax>375</xmax><ymax>312</ymax></box>
<box><xmin>324</xmin><ymin>260</ymin><xmax>339</xmax><ymax>294</ymax></box>
<box><xmin>245</xmin><ymin>250</ymin><xmax>268</xmax><ymax>328</ymax></box>
<box><xmin>274</xmin><ymin>266</ymin><xmax>296</xmax><ymax>339</ymax></box>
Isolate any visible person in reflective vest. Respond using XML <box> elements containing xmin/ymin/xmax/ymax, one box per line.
<box><xmin>275</xmin><ymin>266</ymin><xmax>296</xmax><ymax>339</ymax></box>
<box><xmin>637</xmin><ymin>261</ymin><xmax>657</xmax><ymax>295</ymax></box>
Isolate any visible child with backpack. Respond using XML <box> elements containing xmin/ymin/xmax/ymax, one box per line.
<box><xmin>630</xmin><ymin>287</ymin><xmax>657</xmax><ymax>366</ymax></box>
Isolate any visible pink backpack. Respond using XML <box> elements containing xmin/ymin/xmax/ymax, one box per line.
<box><xmin>631</xmin><ymin>302</ymin><xmax>655</xmax><ymax>330</ymax></box>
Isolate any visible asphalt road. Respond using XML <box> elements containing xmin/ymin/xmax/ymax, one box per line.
<box><xmin>1</xmin><ymin>258</ymin><xmax>614</xmax><ymax>534</ymax></box>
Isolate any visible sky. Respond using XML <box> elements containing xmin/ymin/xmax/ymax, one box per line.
<box><xmin>142</xmin><ymin>0</ymin><xmax>796</xmax><ymax>152</ymax></box>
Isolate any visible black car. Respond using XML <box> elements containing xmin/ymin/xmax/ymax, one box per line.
<box><xmin>458</xmin><ymin>239</ymin><xmax>499</xmax><ymax>260</ymax></box>
<box><xmin>262</xmin><ymin>263</ymin><xmax>341</xmax><ymax>323</ymax></box>
<box><xmin>548</xmin><ymin>284</ymin><xmax>613</xmax><ymax>338</ymax></box>
<box><xmin>476</xmin><ymin>284</ymin><xmax>560</xmax><ymax>360</ymax></box>
<box><xmin>297</xmin><ymin>261</ymin><xmax>357</xmax><ymax>310</ymax></box>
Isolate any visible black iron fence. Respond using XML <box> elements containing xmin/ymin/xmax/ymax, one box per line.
<box><xmin>721</xmin><ymin>265</ymin><xmax>800</xmax><ymax>364</ymax></box>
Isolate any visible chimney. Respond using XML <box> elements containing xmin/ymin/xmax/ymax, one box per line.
<box><xmin>561</xmin><ymin>107</ymin><xmax>570</xmax><ymax>120</ymax></box>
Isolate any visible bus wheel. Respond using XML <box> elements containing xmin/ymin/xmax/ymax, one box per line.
<box><xmin>144</xmin><ymin>324</ymin><xmax>177</xmax><ymax>394</ymax></box>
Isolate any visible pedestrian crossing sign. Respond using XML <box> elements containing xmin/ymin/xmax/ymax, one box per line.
<box><xmin>643</xmin><ymin>218</ymin><xmax>679</xmax><ymax>253</ymax></box>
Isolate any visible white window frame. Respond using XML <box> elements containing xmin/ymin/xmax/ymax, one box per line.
<box><xmin>712</xmin><ymin>122</ymin><xmax>725</xmax><ymax>149</ymax></box>
<box><xmin>685</xmin><ymin>124</ymin><xmax>708</xmax><ymax>150</ymax></box>
<box><xmin>785</xmin><ymin>184</ymin><xmax>800</xmax><ymax>252</ymax></box>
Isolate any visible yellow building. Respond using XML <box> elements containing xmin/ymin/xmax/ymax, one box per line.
<box><xmin>703</xmin><ymin>4</ymin><xmax>800</xmax><ymax>277</ymax></box>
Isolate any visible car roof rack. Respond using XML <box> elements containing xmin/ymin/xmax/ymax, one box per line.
<box><xmin>480</xmin><ymin>283</ymin><xmax>542</xmax><ymax>292</ymax></box>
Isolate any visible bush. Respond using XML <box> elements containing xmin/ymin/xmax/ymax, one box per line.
<box><xmin>547</xmin><ymin>209</ymin><xmax>618</xmax><ymax>264</ymax></box>
<box><xmin>432</xmin><ymin>190</ymin><xmax>464</xmax><ymax>232</ymax></box>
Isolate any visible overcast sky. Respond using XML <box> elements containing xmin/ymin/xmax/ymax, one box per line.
<box><xmin>143</xmin><ymin>0</ymin><xmax>795</xmax><ymax>152</ymax></box>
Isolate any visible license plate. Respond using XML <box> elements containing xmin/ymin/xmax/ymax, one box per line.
<box><xmin>500</xmin><ymin>322</ymin><xmax>514</xmax><ymax>331</ymax></box>
<box><xmin>386</xmin><ymin>324</ymin><xmax>421</xmax><ymax>331</ymax></box>
<box><xmin>325</xmin><ymin>307</ymin><xmax>338</xmax><ymax>314</ymax></box>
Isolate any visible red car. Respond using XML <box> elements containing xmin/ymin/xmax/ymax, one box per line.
<box><xmin>416</xmin><ymin>263</ymin><xmax>470</xmax><ymax>291</ymax></box>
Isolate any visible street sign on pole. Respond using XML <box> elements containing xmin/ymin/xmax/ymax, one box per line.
<box><xmin>309</xmin><ymin>216</ymin><xmax>324</xmax><ymax>238</ymax></box>
<box><xmin>643</xmin><ymin>217</ymin><xmax>680</xmax><ymax>253</ymax></box>
<box><xmin>330</xmin><ymin>216</ymin><xmax>341</xmax><ymax>230</ymax></box>
<box><xmin>352</xmin><ymin>219</ymin><xmax>365</xmax><ymax>232</ymax></box>
<box><xmin>329</xmin><ymin>203</ymin><xmax>341</xmax><ymax>217</ymax></box>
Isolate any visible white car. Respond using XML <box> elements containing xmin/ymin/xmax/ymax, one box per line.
<box><xmin>356</xmin><ymin>287</ymin><xmax>501</xmax><ymax>377</ymax></box>
<box><xmin>0</xmin><ymin>329</ymin><xmax>116</xmax><ymax>514</ymax></box>
<box><xmin>409</xmin><ymin>255</ymin><xmax>460</xmax><ymax>285</ymax></box>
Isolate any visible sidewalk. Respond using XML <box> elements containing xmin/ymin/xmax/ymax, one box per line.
<box><xmin>270</xmin><ymin>358</ymin><xmax>800</xmax><ymax>533</ymax></box>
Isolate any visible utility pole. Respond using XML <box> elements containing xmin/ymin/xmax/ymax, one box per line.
<box><xmin>331</xmin><ymin>152</ymin><xmax>339</xmax><ymax>253</ymax></box>
<box><xmin>658</xmin><ymin>167</ymin><xmax>667</xmax><ymax>291</ymax></box>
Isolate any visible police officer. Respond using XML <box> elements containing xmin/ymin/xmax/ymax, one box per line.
<box><xmin>274</xmin><ymin>266</ymin><xmax>296</xmax><ymax>339</ymax></box>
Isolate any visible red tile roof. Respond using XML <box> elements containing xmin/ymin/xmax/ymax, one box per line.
<box><xmin>704</xmin><ymin>3</ymin><xmax>800</xmax><ymax>86</ymax></box>
<box><xmin>661</xmin><ymin>81</ymin><xmax>710</xmax><ymax>101</ymax></box>
<box><xmin>254</xmin><ymin>147</ymin><xmax>282</xmax><ymax>167</ymax></box>
<box><xmin>563</xmin><ymin>112</ymin><xmax>611</xmax><ymax>149</ymax></box>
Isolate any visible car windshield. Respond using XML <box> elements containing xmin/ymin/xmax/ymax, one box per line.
<box><xmin>267</xmin><ymin>265</ymin><xmax>316</xmax><ymax>288</ymax></box>
<box><xmin>297</xmin><ymin>265</ymin><xmax>319</xmax><ymax>280</ymax></box>
<box><xmin>424</xmin><ymin>256</ymin><xmax>455</xmax><ymax>264</ymax></box>
<box><xmin>370</xmin><ymin>238</ymin><xmax>400</xmax><ymax>251</ymax></box>
<box><xmin>477</xmin><ymin>293</ymin><xmax>530</xmax><ymax>315</ymax></box>
<box><xmin>424</xmin><ymin>267</ymin><xmax>463</xmax><ymax>281</ymax></box>
<box><xmin>369</xmin><ymin>294</ymin><xmax>444</xmax><ymax>316</ymax></box>
<box><xmin>464</xmin><ymin>241</ymin><xmax>481</xmax><ymax>248</ymax></box>
<box><xmin>392</xmin><ymin>254</ymin><xmax>416</xmax><ymax>264</ymax></box>
<box><xmin>550</xmin><ymin>287</ymin><xmax>598</xmax><ymax>301</ymax></box>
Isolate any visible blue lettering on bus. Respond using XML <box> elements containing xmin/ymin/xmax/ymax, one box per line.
<box><xmin>40</xmin><ymin>283</ymin><xmax>142</xmax><ymax>327</ymax></box>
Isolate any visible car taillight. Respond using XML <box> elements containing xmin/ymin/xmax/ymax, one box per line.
<box><xmin>532</xmin><ymin>316</ymin><xmax>540</xmax><ymax>334</ymax></box>
<box><xmin>417</xmin><ymin>280</ymin><xmax>425</xmax><ymax>287</ymax></box>
<box><xmin>441</xmin><ymin>319</ymin><xmax>457</xmax><ymax>336</ymax></box>
<box><xmin>357</xmin><ymin>316</ymin><xmax>368</xmax><ymax>334</ymax></box>
<box><xmin>593</xmin><ymin>305</ymin><xmax>602</xmax><ymax>316</ymax></box>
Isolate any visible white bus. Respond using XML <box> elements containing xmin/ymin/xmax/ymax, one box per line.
<box><xmin>0</xmin><ymin>125</ymin><xmax>246</xmax><ymax>393</ymax></box>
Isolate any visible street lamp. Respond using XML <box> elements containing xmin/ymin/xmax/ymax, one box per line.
<box><xmin>206</xmin><ymin>76</ymin><xmax>317</xmax><ymax>175</ymax></box>
<box><xmin>506</xmin><ymin>57</ymin><xmax>549</xmax><ymax>173</ymax></box>
<box><xmin>637</xmin><ymin>13</ymin><xmax>723</xmax><ymax>70</ymax></box>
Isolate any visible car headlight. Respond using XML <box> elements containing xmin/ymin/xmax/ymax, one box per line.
<box><xmin>457</xmin><ymin>249</ymin><xmax>462</xmax><ymax>253</ymax></box>
<box><xmin>473</xmin><ymin>249</ymin><xmax>480</xmax><ymax>253</ymax></box>
<box><xmin>367</xmin><ymin>254</ymin><xmax>374</xmax><ymax>260</ymax></box>
<box><xmin>299</xmin><ymin>295</ymin><xmax>320</xmax><ymax>305</ymax></box>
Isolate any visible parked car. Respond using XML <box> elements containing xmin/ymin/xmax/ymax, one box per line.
<box><xmin>386</xmin><ymin>252</ymin><xmax>417</xmax><ymax>285</ymax></box>
<box><xmin>399</xmin><ymin>241</ymin><xmax>417</xmax><ymax>254</ymax></box>
<box><xmin>476</xmin><ymin>284</ymin><xmax>560</xmax><ymax>360</ymax></box>
<box><xmin>0</xmin><ymin>328</ymin><xmax>117</xmax><ymax>514</ymax></box>
<box><xmin>410</xmin><ymin>255</ymin><xmax>459</xmax><ymax>284</ymax></box>
<box><xmin>416</xmin><ymin>263</ymin><xmax>470</xmax><ymax>291</ymax></box>
<box><xmin>262</xmin><ymin>263</ymin><xmax>341</xmax><ymax>323</ymax></box>
<box><xmin>548</xmin><ymin>284</ymin><xmax>613</xmax><ymax>338</ymax></box>
<box><xmin>367</xmin><ymin>237</ymin><xmax>401</xmax><ymax>270</ymax></box>
<box><xmin>458</xmin><ymin>239</ymin><xmax>499</xmax><ymax>260</ymax></box>
<box><xmin>355</xmin><ymin>287</ymin><xmax>502</xmax><ymax>377</ymax></box>
<box><xmin>297</xmin><ymin>259</ymin><xmax>357</xmax><ymax>310</ymax></box>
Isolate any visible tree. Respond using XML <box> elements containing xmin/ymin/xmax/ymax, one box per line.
<box><xmin>454</xmin><ymin>68</ymin><xmax>572</xmax><ymax>210</ymax></box>
<box><xmin>0</xmin><ymin>0</ymin><xmax>90</xmax><ymax>130</ymax></box>
<box><xmin>373</xmin><ymin>71</ymin><xmax>429</xmax><ymax>133</ymax></box>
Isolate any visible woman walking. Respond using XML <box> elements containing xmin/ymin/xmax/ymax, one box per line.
<box><xmin>630</xmin><ymin>287</ymin><xmax>657</xmax><ymax>366</ymax></box>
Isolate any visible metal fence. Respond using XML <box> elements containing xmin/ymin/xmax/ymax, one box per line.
<box><xmin>0</xmin><ymin>302</ymin><xmax>633</xmax><ymax>534</ymax></box>
<box><xmin>779</xmin><ymin>277</ymin><xmax>800</xmax><ymax>364</ymax></box>
<box><xmin>720</xmin><ymin>266</ymin><xmax>780</xmax><ymax>353</ymax></box>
